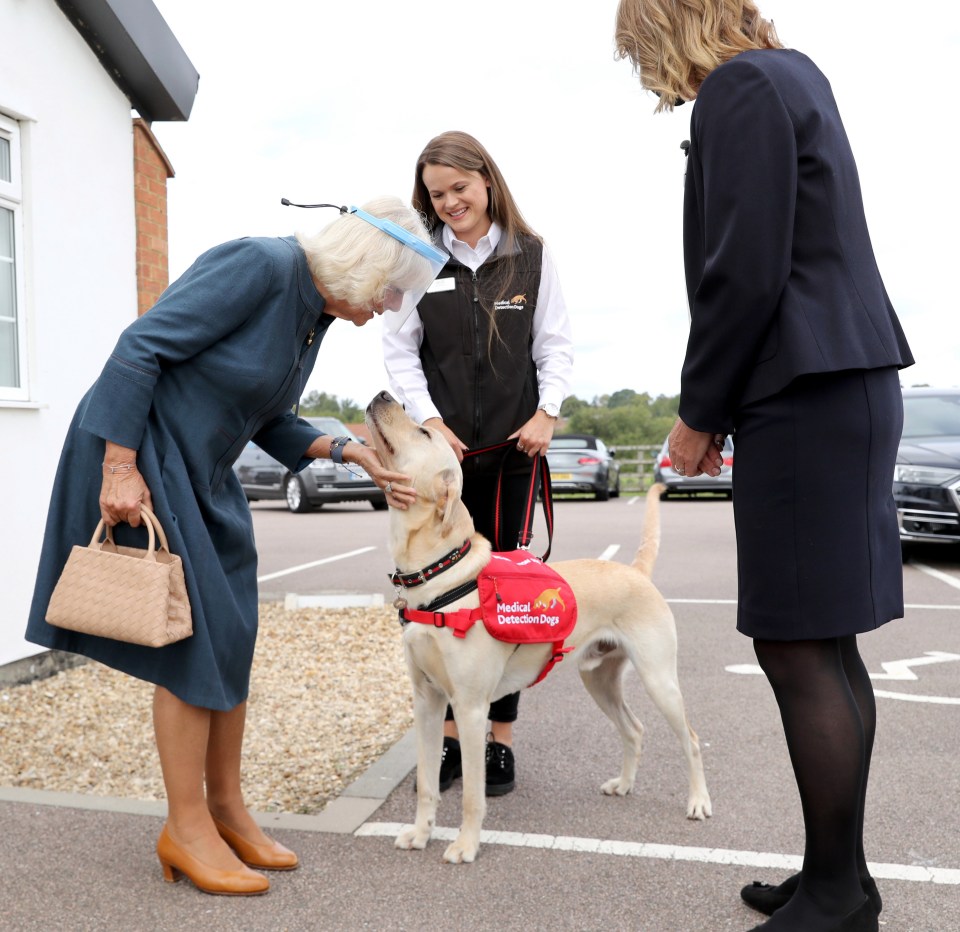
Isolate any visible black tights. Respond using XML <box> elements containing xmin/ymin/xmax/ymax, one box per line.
<box><xmin>753</xmin><ymin>636</ymin><xmax>875</xmax><ymax>927</ymax></box>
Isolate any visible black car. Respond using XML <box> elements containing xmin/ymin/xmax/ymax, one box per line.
<box><xmin>233</xmin><ymin>416</ymin><xmax>387</xmax><ymax>513</ymax></box>
<box><xmin>894</xmin><ymin>387</ymin><xmax>960</xmax><ymax>547</ymax></box>
<box><xmin>653</xmin><ymin>435</ymin><xmax>734</xmax><ymax>499</ymax></box>
<box><xmin>547</xmin><ymin>434</ymin><xmax>621</xmax><ymax>500</ymax></box>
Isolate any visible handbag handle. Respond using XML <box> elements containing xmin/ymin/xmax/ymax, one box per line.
<box><xmin>462</xmin><ymin>440</ymin><xmax>554</xmax><ymax>561</ymax></box>
<box><xmin>89</xmin><ymin>505</ymin><xmax>172</xmax><ymax>561</ymax></box>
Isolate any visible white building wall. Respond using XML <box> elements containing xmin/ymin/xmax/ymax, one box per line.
<box><xmin>0</xmin><ymin>0</ymin><xmax>140</xmax><ymax>665</ymax></box>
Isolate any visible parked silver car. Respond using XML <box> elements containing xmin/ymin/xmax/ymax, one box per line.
<box><xmin>233</xmin><ymin>416</ymin><xmax>386</xmax><ymax>513</ymax></box>
<box><xmin>653</xmin><ymin>434</ymin><xmax>734</xmax><ymax>499</ymax></box>
<box><xmin>547</xmin><ymin>434</ymin><xmax>621</xmax><ymax>501</ymax></box>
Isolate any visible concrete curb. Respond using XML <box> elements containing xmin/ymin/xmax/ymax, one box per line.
<box><xmin>0</xmin><ymin>728</ymin><xmax>417</xmax><ymax>834</ymax></box>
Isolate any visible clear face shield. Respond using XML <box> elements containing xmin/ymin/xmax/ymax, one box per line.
<box><xmin>281</xmin><ymin>198</ymin><xmax>448</xmax><ymax>332</ymax></box>
<box><xmin>345</xmin><ymin>206</ymin><xmax>447</xmax><ymax>332</ymax></box>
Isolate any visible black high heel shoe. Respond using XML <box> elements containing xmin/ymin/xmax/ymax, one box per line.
<box><xmin>747</xmin><ymin>895</ymin><xmax>878</xmax><ymax>932</ymax></box>
<box><xmin>741</xmin><ymin>873</ymin><xmax>882</xmax><ymax>916</ymax></box>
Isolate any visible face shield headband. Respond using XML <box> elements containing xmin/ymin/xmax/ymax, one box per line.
<box><xmin>281</xmin><ymin>198</ymin><xmax>448</xmax><ymax>332</ymax></box>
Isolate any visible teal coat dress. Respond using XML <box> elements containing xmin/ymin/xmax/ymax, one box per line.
<box><xmin>26</xmin><ymin>236</ymin><xmax>334</xmax><ymax>710</ymax></box>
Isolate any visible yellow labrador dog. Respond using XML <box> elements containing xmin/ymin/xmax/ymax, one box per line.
<box><xmin>366</xmin><ymin>392</ymin><xmax>711</xmax><ymax>864</ymax></box>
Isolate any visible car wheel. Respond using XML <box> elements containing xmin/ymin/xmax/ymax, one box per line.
<box><xmin>285</xmin><ymin>475</ymin><xmax>313</xmax><ymax>513</ymax></box>
<box><xmin>595</xmin><ymin>484</ymin><xmax>609</xmax><ymax>502</ymax></box>
<box><xmin>371</xmin><ymin>499</ymin><xmax>388</xmax><ymax>511</ymax></box>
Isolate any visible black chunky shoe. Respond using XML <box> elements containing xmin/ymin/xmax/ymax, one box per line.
<box><xmin>438</xmin><ymin>736</ymin><xmax>462</xmax><ymax>792</ymax></box>
<box><xmin>485</xmin><ymin>740</ymin><xmax>515</xmax><ymax>796</ymax></box>
<box><xmin>741</xmin><ymin>873</ymin><xmax>882</xmax><ymax>917</ymax></box>
<box><xmin>746</xmin><ymin>895</ymin><xmax>877</xmax><ymax>932</ymax></box>
<box><xmin>415</xmin><ymin>736</ymin><xmax>462</xmax><ymax>793</ymax></box>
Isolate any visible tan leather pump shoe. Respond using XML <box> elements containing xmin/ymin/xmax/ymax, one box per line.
<box><xmin>213</xmin><ymin>817</ymin><xmax>299</xmax><ymax>871</ymax></box>
<box><xmin>156</xmin><ymin>826</ymin><xmax>270</xmax><ymax>895</ymax></box>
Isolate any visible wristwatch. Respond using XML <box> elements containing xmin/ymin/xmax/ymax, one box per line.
<box><xmin>539</xmin><ymin>403</ymin><xmax>560</xmax><ymax>419</ymax></box>
<box><xmin>329</xmin><ymin>436</ymin><xmax>351</xmax><ymax>464</ymax></box>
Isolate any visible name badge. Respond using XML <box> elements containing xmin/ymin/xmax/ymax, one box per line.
<box><xmin>427</xmin><ymin>277</ymin><xmax>456</xmax><ymax>293</ymax></box>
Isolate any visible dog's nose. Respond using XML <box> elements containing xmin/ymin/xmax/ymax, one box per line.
<box><xmin>367</xmin><ymin>390</ymin><xmax>395</xmax><ymax>415</ymax></box>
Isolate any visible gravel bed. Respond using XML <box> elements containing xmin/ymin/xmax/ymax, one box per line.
<box><xmin>0</xmin><ymin>605</ymin><xmax>413</xmax><ymax>814</ymax></box>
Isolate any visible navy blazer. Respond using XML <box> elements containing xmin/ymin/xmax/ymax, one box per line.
<box><xmin>679</xmin><ymin>49</ymin><xmax>913</xmax><ymax>435</ymax></box>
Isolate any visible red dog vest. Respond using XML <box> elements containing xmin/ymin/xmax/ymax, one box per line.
<box><xmin>401</xmin><ymin>551</ymin><xmax>578</xmax><ymax>686</ymax></box>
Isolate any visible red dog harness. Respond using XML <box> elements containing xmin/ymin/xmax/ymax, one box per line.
<box><xmin>400</xmin><ymin>551</ymin><xmax>578</xmax><ymax>687</ymax></box>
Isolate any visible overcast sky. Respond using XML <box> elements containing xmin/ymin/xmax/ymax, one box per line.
<box><xmin>149</xmin><ymin>0</ymin><xmax>958</xmax><ymax>408</ymax></box>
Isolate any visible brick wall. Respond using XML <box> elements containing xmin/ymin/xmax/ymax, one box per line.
<box><xmin>132</xmin><ymin>119</ymin><xmax>175</xmax><ymax>316</ymax></box>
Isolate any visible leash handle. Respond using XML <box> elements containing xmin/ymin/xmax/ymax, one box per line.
<box><xmin>463</xmin><ymin>440</ymin><xmax>554</xmax><ymax>561</ymax></box>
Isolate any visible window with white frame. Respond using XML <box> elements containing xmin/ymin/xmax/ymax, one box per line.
<box><xmin>0</xmin><ymin>112</ymin><xmax>27</xmax><ymax>400</ymax></box>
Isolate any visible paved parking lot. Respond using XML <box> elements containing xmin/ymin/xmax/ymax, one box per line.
<box><xmin>4</xmin><ymin>497</ymin><xmax>959</xmax><ymax>930</ymax></box>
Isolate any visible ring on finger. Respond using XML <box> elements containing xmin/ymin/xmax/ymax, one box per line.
<box><xmin>385</xmin><ymin>482</ymin><xmax>393</xmax><ymax>494</ymax></box>
<box><xmin>517</xmin><ymin>442</ymin><xmax>525</xmax><ymax>451</ymax></box>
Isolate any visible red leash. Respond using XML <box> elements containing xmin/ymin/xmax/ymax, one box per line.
<box><xmin>461</xmin><ymin>440</ymin><xmax>555</xmax><ymax>561</ymax></box>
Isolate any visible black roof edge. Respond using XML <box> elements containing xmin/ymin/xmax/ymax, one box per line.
<box><xmin>56</xmin><ymin>0</ymin><xmax>198</xmax><ymax>123</ymax></box>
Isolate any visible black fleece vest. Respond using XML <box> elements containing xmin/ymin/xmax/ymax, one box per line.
<box><xmin>418</xmin><ymin>234</ymin><xmax>544</xmax><ymax>460</ymax></box>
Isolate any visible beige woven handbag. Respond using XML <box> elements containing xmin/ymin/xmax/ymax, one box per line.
<box><xmin>46</xmin><ymin>505</ymin><xmax>193</xmax><ymax>647</ymax></box>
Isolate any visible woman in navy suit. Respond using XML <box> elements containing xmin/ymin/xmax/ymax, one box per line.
<box><xmin>616</xmin><ymin>3</ymin><xmax>913</xmax><ymax>931</ymax></box>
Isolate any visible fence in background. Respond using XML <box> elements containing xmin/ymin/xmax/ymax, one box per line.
<box><xmin>608</xmin><ymin>444</ymin><xmax>661</xmax><ymax>493</ymax></box>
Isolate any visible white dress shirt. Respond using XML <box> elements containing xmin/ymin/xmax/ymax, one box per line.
<box><xmin>382</xmin><ymin>221</ymin><xmax>574</xmax><ymax>427</ymax></box>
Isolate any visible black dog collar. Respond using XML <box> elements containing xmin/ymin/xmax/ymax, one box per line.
<box><xmin>389</xmin><ymin>539</ymin><xmax>473</xmax><ymax>589</ymax></box>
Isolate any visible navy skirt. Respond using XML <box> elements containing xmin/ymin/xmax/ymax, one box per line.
<box><xmin>733</xmin><ymin>367</ymin><xmax>904</xmax><ymax>640</ymax></box>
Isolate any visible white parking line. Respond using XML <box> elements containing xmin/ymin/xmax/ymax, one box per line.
<box><xmin>667</xmin><ymin>598</ymin><xmax>739</xmax><ymax>605</ymax></box>
<box><xmin>598</xmin><ymin>545</ymin><xmax>620</xmax><ymax>561</ymax></box>
<box><xmin>256</xmin><ymin>546</ymin><xmax>376</xmax><ymax>582</ymax></box>
<box><xmin>871</xmin><ymin>689</ymin><xmax>960</xmax><ymax>706</ymax></box>
<box><xmin>913</xmin><ymin>563</ymin><xmax>960</xmax><ymax>592</ymax></box>
<box><xmin>356</xmin><ymin>822</ymin><xmax>960</xmax><ymax>884</ymax></box>
<box><xmin>665</xmin><ymin>598</ymin><xmax>960</xmax><ymax>610</ymax></box>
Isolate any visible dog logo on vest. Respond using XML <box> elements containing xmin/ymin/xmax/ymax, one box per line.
<box><xmin>531</xmin><ymin>588</ymin><xmax>566</xmax><ymax>612</ymax></box>
<box><xmin>494</xmin><ymin>293</ymin><xmax>529</xmax><ymax>312</ymax></box>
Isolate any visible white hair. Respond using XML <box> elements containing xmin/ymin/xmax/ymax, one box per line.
<box><xmin>297</xmin><ymin>196</ymin><xmax>435</xmax><ymax>307</ymax></box>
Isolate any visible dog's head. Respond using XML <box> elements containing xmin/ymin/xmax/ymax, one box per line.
<box><xmin>365</xmin><ymin>391</ymin><xmax>476</xmax><ymax>566</ymax></box>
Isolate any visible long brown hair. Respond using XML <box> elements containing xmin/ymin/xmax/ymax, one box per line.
<box><xmin>614</xmin><ymin>0</ymin><xmax>782</xmax><ymax>111</ymax></box>
<box><xmin>413</xmin><ymin>131</ymin><xmax>542</xmax><ymax>361</ymax></box>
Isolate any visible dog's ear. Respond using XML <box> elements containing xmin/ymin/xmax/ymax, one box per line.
<box><xmin>434</xmin><ymin>467</ymin><xmax>463</xmax><ymax>534</ymax></box>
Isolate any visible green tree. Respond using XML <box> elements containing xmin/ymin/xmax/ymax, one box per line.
<box><xmin>564</xmin><ymin>392</ymin><xmax>679</xmax><ymax>446</ymax></box>
<box><xmin>298</xmin><ymin>391</ymin><xmax>364</xmax><ymax>422</ymax></box>
<box><xmin>607</xmin><ymin>388</ymin><xmax>640</xmax><ymax>409</ymax></box>
<box><xmin>560</xmin><ymin>395</ymin><xmax>589</xmax><ymax>417</ymax></box>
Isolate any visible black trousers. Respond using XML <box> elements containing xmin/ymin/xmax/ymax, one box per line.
<box><xmin>444</xmin><ymin>453</ymin><xmax>538</xmax><ymax>725</ymax></box>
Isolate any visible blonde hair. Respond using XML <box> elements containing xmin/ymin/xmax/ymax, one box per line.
<box><xmin>614</xmin><ymin>0</ymin><xmax>782</xmax><ymax>112</ymax></box>
<box><xmin>296</xmin><ymin>196</ymin><xmax>434</xmax><ymax>307</ymax></box>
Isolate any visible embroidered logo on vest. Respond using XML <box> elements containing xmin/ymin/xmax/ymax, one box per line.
<box><xmin>493</xmin><ymin>293</ymin><xmax>528</xmax><ymax>312</ymax></box>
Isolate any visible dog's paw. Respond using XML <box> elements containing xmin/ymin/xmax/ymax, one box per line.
<box><xmin>686</xmin><ymin>793</ymin><xmax>713</xmax><ymax>821</ymax></box>
<box><xmin>600</xmin><ymin>776</ymin><xmax>635</xmax><ymax>797</ymax></box>
<box><xmin>395</xmin><ymin>826</ymin><xmax>431</xmax><ymax>850</ymax></box>
<box><xmin>442</xmin><ymin>838</ymin><xmax>479</xmax><ymax>864</ymax></box>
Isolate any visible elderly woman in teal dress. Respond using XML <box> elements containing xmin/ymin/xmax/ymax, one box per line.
<box><xmin>26</xmin><ymin>197</ymin><xmax>443</xmax><ymax>896</ymax></box>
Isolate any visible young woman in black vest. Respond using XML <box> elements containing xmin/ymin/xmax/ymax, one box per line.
<box><xmin>383</xmin><ymin>130</ymin><xmax>574</xmax><ymax>796</ymax></box>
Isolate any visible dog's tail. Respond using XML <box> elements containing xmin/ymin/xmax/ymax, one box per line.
<box><xmin>632</xmin><ymin>483</ymin><xmax>665</xmax><ymax>577</ymax></box>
